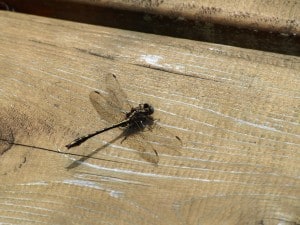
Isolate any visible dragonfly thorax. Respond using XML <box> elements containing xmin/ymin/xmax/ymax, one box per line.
<box><xmin>127</xmin><ymin>103</ymin><xmax>154</xmax><ymax>117</ymax></box>
<box><xmin>142</xmin><ymin>103</ymin><xmax>154</xmax><ymax>115</ymax></box>
<box><xmin>124</xmin><ymin>103</ymin><xmax>154</xmax><ymax>129</ymax></box>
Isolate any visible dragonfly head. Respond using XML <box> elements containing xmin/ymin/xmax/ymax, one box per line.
<box><xmin>143</xmin><ymin>103</ymin><xmax>154</xmax><ymax>115</ymax></box>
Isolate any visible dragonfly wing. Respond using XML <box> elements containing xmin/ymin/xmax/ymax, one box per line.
<box><xmin>121</xmin><ymin>132</ymin><xmax>159</xmax><ymax>164</ymax></box>
<box><xmin>121</xmin><ymin>122</ymin><xmax>182</xmax><ymax>163</ymax></box>
<box><xmin>89</xmin><ymin>91</ymin><xmax>125</xmax><ymax>124</ymax></box>
<box><xmin>105</xmin><ymin>73</ymin><xmax>132</xmax><ymax>113</ymax></box>
<box><xmin>143</xmin><ymin>122</ymin><xmax>182</xmax><ymax>156</ymax></box>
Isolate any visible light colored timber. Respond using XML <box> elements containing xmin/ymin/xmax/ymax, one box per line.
<box><xmin>0</xmin><ymin>11</ymin><xmax>299</xmax><ymax>225</ymax></box>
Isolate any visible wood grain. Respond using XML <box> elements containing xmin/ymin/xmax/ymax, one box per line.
<box><xmin>0</xmin><ymin>11</ymin><xmax>299</xmax><ymax>225</ymax></box>
<box><xmin>63</xmin><ymin>0</ymin><xmax>300</xmax><ymax>34</ymax></box>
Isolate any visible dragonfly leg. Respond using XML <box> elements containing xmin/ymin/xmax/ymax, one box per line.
<box><xmin>120</xmin><ymin>136</ymin><xmax>127</xmax><ymax>144</ymax></box>
<box><xmin>146</xmin><ymin>118</ymin><xmax>160</xmax><ymax>132</ymax></box>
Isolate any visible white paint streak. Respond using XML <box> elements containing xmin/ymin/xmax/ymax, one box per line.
<box><xmin>208</xmin><ymin>47</ymin><xmax>224</xmax><ymax>52</ymax></box>
<box><xmin>156</xmin><ymin>108</ymin><xmax>177</xmax><ymax>116</ymax></box>
<box><xmin>80</xmin><ymin>162</ymin><xmax>220</xmax><ymax>183</ymax></box>
<box><xmin>109</xmin><ymin>190</ymin><xmax>123</xmax><ymax>198</ymax></box>
<box><xmin>18</xmin><ymin>181</ymin><xmax>48</xmax><ymax>186</ymax></box>
<box><xmin>63</xmin><ymin>179</ymin><xmax>124</xmax><ymax>198</ymax></box>
<box><xmin>63</xmin><ymin>179</ymin><xmax>101</xmax><ymax>190</ymax></box>
<box><xmin>235</xmin><ymin>118</ymin><xmax>277</xmax><ymax>131</ymax></box>
<box><xmin>157</xmin><ymin>122</ymin><xmax>190</xmax><ymax>132</ymax></box>
<box><xmin>175</xmin><ymin>65</ymin><xmax>185</xmax><ymax>70</ymax></box>
<box><xmin>140</xmin><ymin>54</ymin><xmax>163</xmax><ymax>67</ymax></box>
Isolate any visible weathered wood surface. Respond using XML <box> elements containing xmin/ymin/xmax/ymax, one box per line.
<box><xmin>0</xmin><ymin>11</ymin><xmax>299</xmax><ymax>225</ymax></box>
<box><xmin>3</xmin><ymin>0</ymin><xmax>299</xmax><ymax>34</ymax></box>
<box><xmin>48</xmin><ymin>0</ymin><xmax>300</xmax><ymax>34</ymax></box>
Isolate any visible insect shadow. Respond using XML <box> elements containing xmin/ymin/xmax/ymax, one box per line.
<box><xmin>0</xmin><ymin>126</ymin><xmax>14</xmax><ymax>155</ymax></box>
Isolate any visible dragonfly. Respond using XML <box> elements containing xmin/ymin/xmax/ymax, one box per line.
<box><xmin>65</xmin><ymin>73</ymin><xmax>181</xmax><ymax>163</ymax></box>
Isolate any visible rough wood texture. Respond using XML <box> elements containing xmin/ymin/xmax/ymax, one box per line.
<box><xmin>0</xmin><ymin>11</ymin><xmax>299</xmax><ymax>225</ymax></box>
<box><xmin>68</xmin><ymin>0</ymin><xmax>300</xmax><ymax>34</ymax></box>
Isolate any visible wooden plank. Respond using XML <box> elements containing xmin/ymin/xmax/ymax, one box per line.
<box><xmin>91</xmin><ymin>0</ymin><xmax>300</xmax><ymax>34</ymax></box>
<box><xmin>0</xmin><ymin>11</ymin><xmax>299</xmax><ymax>225</ymax></box>
<box><xmin>3</xmin><ymin>0</ymin><xmax>300</xmax><ymax>34</ymax></box>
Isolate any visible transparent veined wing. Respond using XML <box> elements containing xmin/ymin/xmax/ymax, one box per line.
<box><xmin>120</xmin><ymin>120</ymin><xmax>182</xmax><ymax>163</ymax></box>
<box><xmin>89</xmin><ymin>91</ymin><xmax>125</xmax><ymax>125</ymax></box>
<box><xmin>104</xmin><ymin>73</ymin><xmax>132</xmax><ymax>114</ymax></box>
<box><xmin>89</xmin><ymin>73</ymin><xmax>132</xmax><ymax>124</ymax></box>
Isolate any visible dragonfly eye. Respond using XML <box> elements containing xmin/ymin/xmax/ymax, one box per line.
<box><xmin>144</xmin><ymin>103</ymin><xmax>154</xmax><ymax>115</ymax></box>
